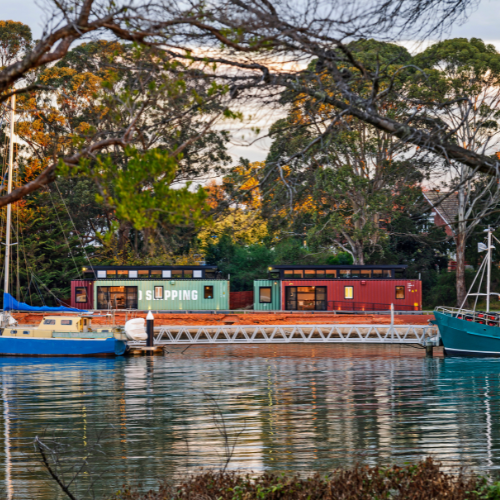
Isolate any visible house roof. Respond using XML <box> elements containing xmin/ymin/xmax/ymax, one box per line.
<box><xmin>423</xmin><ymin>191</ymin><xmax>459</xmax><ymax>232</ymax></box>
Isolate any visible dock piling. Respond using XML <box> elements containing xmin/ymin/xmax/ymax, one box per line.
<box><xmin>146</xmin><ymin>311</ymin><xmax>154</xmax><ymax>348</ymax></box>
<box><xmin>425</xmin><ymin>343</ymin><xmax>434</xmax><ymax>357</ymax></box>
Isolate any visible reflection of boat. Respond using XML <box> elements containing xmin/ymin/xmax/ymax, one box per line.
<box><xmin>0</xmin><ymin>95</ymin><xmax>126</xmax><ymax>357</ymax></box>
<box><xmin>434</xmin><ymin>227</ymin><xmax>500</xmax><ymax>357</ymax></box>
<box><xmin>0</xmin><ymin>314</ymin><xmax>127</xmax><ymax>357</ymax></box>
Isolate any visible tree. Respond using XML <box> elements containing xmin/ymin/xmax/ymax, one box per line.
<box><xmin>0</xmin><ymin>0</ymin><xmax>499</xmax><ymax>215</ymax></box>
<box><xmin>0</xmin><ymin>21</ymin><xmax>32</xmax><ymax>68</ymax></box>
<box><xmin>414</xmin><ymin>38</ymin><xmax>500</xmax><ymax>305</ymax></box>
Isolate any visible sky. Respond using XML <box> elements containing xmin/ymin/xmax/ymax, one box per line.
<box><xmin>2</xmin><ymin>0</ymin><xmax>500</xmax><ymax>163</ymax></box>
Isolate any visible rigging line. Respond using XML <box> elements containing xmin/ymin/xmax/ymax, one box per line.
<box><xmin>54</xmin><ymin>181</ymin><xmax>94</xmax><ymax>272</ymax></box>
<box><xmin>31</xmin><ymin>273</ymin><xmax>72</xmax><ymax>307</ymax></box>
<box><xmin>16</xmin><ymin>202</ymin><xmax>33</xmax><ymax>305</ymax></box>
<box><xmin>31</xmin><ymin>275</ymin><xmax>46</xmax><ymax>306</ymax></box>
<box><xmin>46</xmin><ymin>188</ymin><xmax>81</xmax><ymax>279</ymax></box>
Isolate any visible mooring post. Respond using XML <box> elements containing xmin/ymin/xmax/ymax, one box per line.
<box><xmin>426</xmin><ymin>343</ymin><xmax>434</xmax><ymax>358</ymax></box>
<box><xmin>147</xmin><ymin>310</ymin><xmax>154</xmax><ymax>348</ymax></box>
<box><xmin>390</xmin><ymin>303</ymin><xmax>394</xmax><ymax>341</ymax></box>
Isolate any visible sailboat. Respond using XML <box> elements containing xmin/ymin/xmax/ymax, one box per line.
<box><xmin>434</xmin><ymin>227</ymin><xmax>500</xmax><ymax>356</ymax></box>
<box><xmin>0</xmin><ymin>95</ymin><xmax>127</xmax><ymax>356</ymax></box>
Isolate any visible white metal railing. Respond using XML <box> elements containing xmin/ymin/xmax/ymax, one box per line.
<box><xmin>435</xmin><ymin>306</ymin><xmax>500</xmax><ymax>326</ymax></box>
<box><xmin>126</xmin><ymin>323</ymin><xmax>438</xmax><ymax>346</ymax></box>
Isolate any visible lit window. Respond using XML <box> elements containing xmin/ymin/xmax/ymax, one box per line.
<box><xmin>284</xmin><ymin>270</ymin><xmax>293</xmax><ymax>278</ymax></box>
<box><xmin>344</xmin><ymin>286</ymin><xmax>353</xmax><ymax>299</ymax></box>
<box><xmin>396</xmin><ymin>286</ymin><xmax>405</xmax><ymax>299</ymax></box>
<box><xmin>61</xmin><ymin>320</ymin><xmax>72</xmax><ymax>325</ymax></box>
<box><xmin>361</xmin><ymin>270</ymin><xmax>371</xmax><ymax>278</ymax></box>
<box><xmin>184</xmin><ymin>270</ymin><xmax>193</xmax><ymax>278</ymax></box>
<box><xmin>172</xmin><ymin>270</ymin><xmax>183</xmax><ymax>278</ymax></box>
<box><xmin>373</xmin><ymin>270</ymin><xmax>382</xmax><ymax>278</ymax></box>
<box><xmin>326</xmin><ymin>270</ymin><xmax>337</xmax><ymax>278</ymax></box>
<box><xmin>75</xmin><ymin>287</ymin><xmax>88</xmax><ymax>303</ymax></box>
<box><xmin>193</xmin><ymin>270</ymin><xmax>202</xmax><ymax>278</ymax></box>
<box><xmin>154</xmin><ymin>286</ymin><xmax>163</xmax><ymax>299</ymax></box>
<box><xmin>204</xmin><ymin>286</ymin><xmax>214</xmax><ymax>299</ymax></box>
<box><xmin>117</xmin><ymin>270</ymin><xmax>128</xmax><ymax>276</ymax></box>
<box><xmin>304</xmin><ymin>270</ymin><xmax>316</xmax><ymax>278</ymax></box>
<box><xmin>151</xmin><ymin>270</ymin><xmax>162</xmax><ymax>278</ymax></box>
<box><xmin>259</xmin><ymin>287</ymin><xmax>272</xmax><ymax>303</ymax></box>
<box><xmin>293</xmin><ymin>270</ymin><xmax>304</xmax><ymax>278</ymax></box>
<box><xmin>139</xmin><ymin>270</ymin><xmax>149</xmax><ymax>278</ymax></box>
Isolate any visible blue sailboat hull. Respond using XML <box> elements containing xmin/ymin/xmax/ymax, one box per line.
<box><xmin>434</xmin><ymin>311</ymin><xmax>500</xmax><ymax>357</ymax></box>
<box><xmin>0</xmin><ymin>337</ymin><xmax>127</xmax><ymax>357</ymax></box>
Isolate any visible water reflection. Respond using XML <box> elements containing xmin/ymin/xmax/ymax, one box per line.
<box><xmin>1</xmin><ymin>345</ymin><xmax>500</xmax><ymax>498</ymax></box>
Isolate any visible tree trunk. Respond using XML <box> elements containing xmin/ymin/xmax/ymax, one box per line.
<box><xmin>455</xmin><ymin>232</ymin><xmax>468</xmax><ymax>308</ymax></box>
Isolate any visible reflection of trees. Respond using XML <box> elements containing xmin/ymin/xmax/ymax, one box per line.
<box><xmin>2</xmin><ymin>351</ymin><xmax>500</xmax><ymax>498</ymax></box>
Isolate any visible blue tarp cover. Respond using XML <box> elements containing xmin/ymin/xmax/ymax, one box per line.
<box><xmin>3</xmin><ymin>293</ymin><xmax>84</xmax><ymax>312</ymax></box>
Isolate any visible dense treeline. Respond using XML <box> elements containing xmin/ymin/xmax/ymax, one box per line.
<box><xmin>2</xmin><ymin>20</ymin><xmax>500</xmax><ymax>308</ymax></box>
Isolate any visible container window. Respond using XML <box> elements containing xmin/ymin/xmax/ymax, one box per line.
<box><xmin>61</xmin><ymin>320</ymin><xmax>72</xmax><ymax>325</ymax></box>
<box><xmin>304</xmin><ymin>270</ymin><xmax>316</xmax><ymax>278</ymax></box>
<box><xmin>383</xmin><ymin>270</ymin><xmax>392</xmax><ymax>278</ymax></box>
<box><xmin>83</xmin><ymin>271</ymin><xmax>95</xmax><ymax>279</ymax></box>
<box><xmin>340</xmin><ymin>270</ymin><xmax>351</xmax><ymax>278</ymax></box>
<box><xmin>184</xmin><ymin>270</ymin><xmax>193</xmax><ymax>278</ymax></box>
<box><xmin>372</xmin><ymin>270</ymin><xmax>382</xmax><ymax>277</ymax></box>
<box><xmin>284</xmin><ymin>270</ymin><xmax>293</xmax><ymax>278</ymax></box>
<box><xmin>259</xmin><ymin>287</ymin><xmax>272</xmax><ymax>303</ymax></box>
<box><xmin>129</xmin><ymin>270</ymin><xmax>138</xmax><ymax>278</ymax></box>
<box><xmin>193</xmin><ymin>270</ymin><xmax>202</xmax><ymax>278</ymax></box>
<box><xmin>162</xmin><ymin>270</ymin><xmax>171</xmax><ymax>278</ymax></box>
<box><xmin>138</xmin><ymin>270</ymin><xmax>149</xmax><ymax>278</ymax></box>
<box><xmin>117</xmin><ymin>270</ymin><xmax>128</xmax><ymax>276</ymax></box>
<box><xmin>395</xmin><ymin>269</ymin><xmax>404</xmax><ymax>278</ymax></box>
<box><xmin>350</xmin><ymin>269</ymin><xmax>360</xmax><ymax>278</ymax></box>
<box><xmin>361</xmin><ymin>270</ymin><xmax>371</xmax><ymax>278</ymax></box>
<box><xmin>270</xmin><ymin>271</ymin><xmax>280</xmax><ymax>280</ymax></box>
<box><xmin>172</xmin><ymin>270</ymin><xmax>183</xmax><ymax>278</ymax></box>
<box><xmin>154</xmin><ymin>286</ymin><xmax>163</xmax><ymax>299</ymax></box>
<box><xmin>97</xmin><ymin>270</ymin><xmax>106</xmax><ymax>278</ymax></box>
<box><xmin>204</xmin><ymin>286</ymin><xmax>214</xmax><ymax>299</ymax></box>
<box><xmin>151</xmin><ymin>270</ymin><xmax>162</xmax><ymax>278</ymax></box>
<box><xmin>326</xmin><ymin>270</ymin><xmax>337</xmax><ymax>278</ymax></box>
<box><xmin>396</xmin><ymin>286</ymin><xmax>405</xmax><ymax>299</ymax></box>
<box><xmin>293</xmin><ymin>270</ymin><xmax>304</xmax><ymax>278</ymax></box>
<box><xmin>316</xmin><ymin>270</ymin><xmax>325</xmax><ymax>278</ymax></box>
<box><xmin>344</xmin><ymin>286</ymin><xmax>354</xmax><ymax>299</ymax></box>
<box><xmin>43</xmin><ymin>320</ymin><xmax>56</xmax><ymax>325</ymax></box>
<box><xmin>107</xmin><ymin>270</ymin><xmax>116</xmax><ymax>278</ymax></box>
<box><xmin>75</xmin><ymin>287</ymin><xmax>88</xmax><ymax>303</ymax></box>
<box><xmin>205</xmin><ymin>270</ymin><xmax>216</xmax><ymax>279</ymax></box>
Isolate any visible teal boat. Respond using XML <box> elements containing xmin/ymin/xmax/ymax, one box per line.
<box><xmin>434</xmin><ymin>227</ymin><xmax>500</xmax><ymax>357</ymax></box>
<box><xmin>434</xmin><ymin>308</ymin><xmax>500</xmax><ymax>356</ymax></box>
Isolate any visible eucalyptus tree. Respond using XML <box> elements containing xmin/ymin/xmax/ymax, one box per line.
<box><xmin>0</xmin><ymin>0</ymin><xmax>497</xmax><ymax>234</ymax></box>
<box><xmin>413</xmin><ymin>38</ymin><xmax>500</xmax><ymax>305</ymax></box>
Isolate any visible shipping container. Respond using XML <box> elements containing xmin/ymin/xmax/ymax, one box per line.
<box><xmin>280</xmin><ymin>279</ymin><xmax>421</xmax><ymax>311</ymax></box>
<box><xmin>253</xmin><ymin>280</ymin><xmax>281</xmax><ymax>310</ymax></box>
<box><xmin>70</xmin><ymin>280</ymin><xmax>94</xmax><ymax>310</ymax></box>
<box><xmin>93</xmin><ymin>279</ymin><xmax>229</xmax><ymax>311</ymax></box>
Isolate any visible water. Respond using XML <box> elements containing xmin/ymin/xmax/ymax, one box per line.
<box><xmin>1</xmin><ymin>344</ymin><xmax>500</xmax><ymax>499</ymax></box>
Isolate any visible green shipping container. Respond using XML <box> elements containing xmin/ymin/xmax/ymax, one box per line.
<box><xmin>253</xmin><ymin>280</ymin><xmax>281</xmax><ymax>310</ymax></box>
<box><xmin>94</xmin><ymin>280</ymin><xmax>229</xmax><ymax>310</ymax></box>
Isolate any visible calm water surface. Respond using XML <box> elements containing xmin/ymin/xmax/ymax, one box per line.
<box><xmin>1</xmin><ymin>344</ymin><xmax>499</xmax><ymax>498</ymax></box>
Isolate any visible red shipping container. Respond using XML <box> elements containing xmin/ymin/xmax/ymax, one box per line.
<box><xmin>70</xmin><ymin>280</ymin><xmax>94</xmax><ymax>309</ymax></box>
<box><xmin>280</xmin><ymin>279</ymin><xmax>421</xmax><ymax>311</ymax></box>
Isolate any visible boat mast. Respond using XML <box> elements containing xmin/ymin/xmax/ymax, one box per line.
<box><xmin>4</xmin><ymin>94</ymin><xmax>15</xmax><ymax>297</ymax></box>
<box><xmin>487</xmin><ymin>226</ymin><xmax>492</xmax><ymax>313</ymax></box>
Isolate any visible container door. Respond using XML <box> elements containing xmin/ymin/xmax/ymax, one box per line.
<box><xmin>285</xmin><ymin>287</ymin><xmax>297</xmax><ymax>310</ymax></box>
<box><xmin>97</xmin><ymin>287</ymin><xmax>110</xmax><ymax>309</ymax></box>
<box><xmin>125</xmin><ymin>287</ymin><xmax>138</xmax><ymax>309</ymax></box>
<box><xmin>315</xmin><ymin>286</ymin><xmax>327</xmax><ymax>310</ymax></box>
